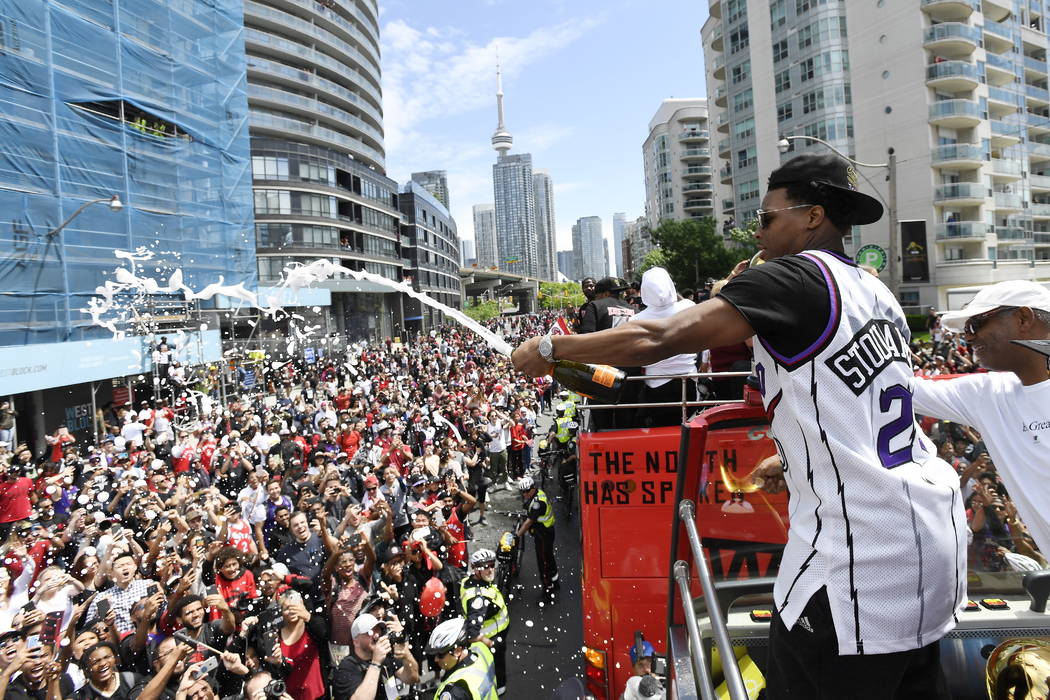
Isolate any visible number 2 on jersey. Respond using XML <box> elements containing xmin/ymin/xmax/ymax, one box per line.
<box><xmin>876</xmin><ymin>384</ymin><xmax>914</xmax><ymax>469</ymax></box>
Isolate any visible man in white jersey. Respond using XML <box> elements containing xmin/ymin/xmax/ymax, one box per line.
<box><xmin>512</xmin><ymin>154</ymin><xmax>965</xmax><ymax>699</ymax></box>
<box><xmin>910</xmin><ymin>281</ymin><xmax>1050</xmax><ymax>556</ymax></box>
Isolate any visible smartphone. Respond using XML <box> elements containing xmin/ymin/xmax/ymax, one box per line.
<box><xmin>25</xmin><ymin>634</ymin><xmax>41</xmax><ymax>650</ymax></box>
<box><xmin>146</xmin><ymin>583</ymin><xmax>160</xmax><ymax>597</ymax></box>
<box><xmin>192</xmin><ymin>655</ymin><xmax>220</xmax><ymax>679</ymax></box>
<box><xmin>96</xmin><ymin>598</ymin><xmax>111</xmax><ymax>619</ymax></box>
<box><xmin>205</xmin><ymin>585</ymin><xmax>218</xmax><ymax>597</ymax></box>
<box><xmin>40</xmin><ymin>611</ymin><xmax>64</xmax><ymax>645</ymax></box>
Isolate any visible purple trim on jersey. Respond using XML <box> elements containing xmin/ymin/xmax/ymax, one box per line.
<box><xmin>820</xmin><ymin>249</ymin><xmax>858</xmax><ymax>267</ymax></box>
<box><xmin>758</xmin><ymin>252</ymin><xmax>840</xmax><ymax>366</ymax></box>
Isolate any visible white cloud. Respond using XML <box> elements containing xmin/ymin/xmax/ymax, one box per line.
<box><xmin>380</xmin><ymin>15</ymin><xmax>601</xmax><ymax>241</ymax></box>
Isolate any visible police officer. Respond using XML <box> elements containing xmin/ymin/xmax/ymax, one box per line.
<box><xmin>427</xmin><ymin>617</ymin><xmax>498</xmax><ymax>700</ymax></box>
<box><xmin>548</xmin><ymin>405</ymin><xmax>574</xmax><ymax>445</ymax></box>
<box><xmin>461</xmin><ymin>549</ymin><xmax>509</xmax><ymax>694</ymax></box>
<box><xmin>514</xmin><ymin>476</ymin><xmax>558</xmax><ymax>595</ymax></box>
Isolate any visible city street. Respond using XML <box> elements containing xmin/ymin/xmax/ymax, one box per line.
<box><xmin>466</xmin><ymin>415</ymin><xmax>585</xmax><ymax>699</ymax></box>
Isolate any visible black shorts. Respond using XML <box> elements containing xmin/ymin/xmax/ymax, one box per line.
<box><xmin>762</xmin><ymin>588</ymin><xmax>949</xmax><ymax>700</ymax></box>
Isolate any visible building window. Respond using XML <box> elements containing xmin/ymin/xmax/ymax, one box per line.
<box><xmin>801</xmin><ymin>115</ymin><xmax>854</xmax><ymax>141</ymax></box>
<box><xmin>775</xmin><ymin>69</ymin><xmax>791</xmax><ymax>93</ymax></box>
<box><xmin>796</xmin><ymin>0</ymin><xmax>840</xmax><ymax>13</ymax></box>
<box><xmin>797</xmin><ymin>15</ymin><xmax>848</xmax><ymax>51</ymax></box>
<box><xmin>252</xmin><ymin>156</ymin><xmax>289</xmax><ymax>181</ymax></box>
<box><xmin>773</xmin><ymin>39</ymin><xmax>789</xmax><ymax>62</ymax></box>
<box><xmin>730</xmin><ymin>27</ymin><xmax>750</xmax><ymax>54</ymax></box>
<box><xmin>731</xmin><ymin>60</ymin><xmax>751</xmax><ymax>84</ymax></box>
<box><xmin>733</xmin><ymin>116</ymin><xmax>756</xmax><ymax>141</ymax></box>
<box><xmin>726</xmin><ymin>0</ymin><xmax>747</xmax><ymax>24</ymax></box>
<box><xmin>770</xmin><ymin>0</ymin><xmax>787</xmax><ymax>28</ymax></box>
<box><xmin>777</xmin><ymin>101</ymin><xmax>794</xmax><ymax>122</ymax></box>
<box><xmin>737</xmin><ymin>178</ymin><xmax>760</xmax><ymax>202</ymax></box>
<box><xmin>736</xmin><ymin>146</ymin><xmax>756</xmax><ymax>170</ymax></box>
<box><xmin>732</xmin><ymin>88</ymin><xmax>754</xmax><ymax>113</ymax></box>
<box><xmin>799</xmin><ymin>50</ymin><xmax>849</xmax><ymax>83</ymax></box>
<box><xmin>801</xmin><ymin>83</ymin><xmax>851</xmax><ymax>114</ymax></box>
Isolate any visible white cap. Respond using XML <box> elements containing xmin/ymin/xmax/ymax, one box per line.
<box><xmin>262</xmin><ymin>562</ymin><xmax>290</xmax><ymax>578</ymax></box>
<box><xmin>940</xmin><ymin>281</ymin><xmax>1050</xmax><ymax>332</ymax></box>
<box><xmin>350</xmin><ymin>613</ymin><xmax>382</xmax><ymax>639</ymax></box>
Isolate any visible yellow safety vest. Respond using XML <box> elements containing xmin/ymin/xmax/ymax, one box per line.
<box><xmin>558</xmin><ymin>400</ymin><xmax>577</xmax><ymax>420</ymax></box>
<box><xmin>554</xmin><ymin>417</ymin><xmax>572</xmax><ymax>443</ymax></box>
<box><xmin>534</xmin><ymin>490</ymin><xmax>554</xmax><ymax>529</ymax></box>
<box><xmin>434</xmin><ymin>642</ymin><xmax>498</xmax><ymax>700</ymax></box>
<box><xmin>460</xmin><ymin>578</ymin><xmax>509</xmax><ymax>638</ymax></box>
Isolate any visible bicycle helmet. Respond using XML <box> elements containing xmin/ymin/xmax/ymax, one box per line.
<box><xmin>425</xmin><ymin>617</ymin><xmax>469</xmax><ymax>656</ymax></box>
<box><xmin>630</xmin><ymin>639</ymin><xmax>656</xmax><ymax>664</ymax></box>
<box><xmin>470</xmin><ymin>549</ymin><xmax>496</xmax><ymax>567</ymax></box>
<box><xmin>558</xmin><ymin>390</ymin><xmax>570</xmax><ymax>399</ymax></box>
<box><xmin>555</xmin><ymin>405</ymin><xmax>566</xmax><ymax>417</ymax></box>
<box><xmin>517</xmin><ymin>476</ymin><xmax>535</xmax><ymax>492</ymax></box>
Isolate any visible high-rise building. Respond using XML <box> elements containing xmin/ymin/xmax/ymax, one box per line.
<box><xmin>703</xmin><ymin>0</ymin><xmax>1050</xmax><ymax>307</ymax></box>
<box><xmin>0</xmin><ymin>0</ymin><xmax>255</xmax><ymax>446</ymax></box>
<box><xmin>534</xmin><ymin>170</ymin><xmax>558</xmax><ymax>280</ymax></box>
<box><xmin>473</xmin><ymin>204</ymin><xmax>498</xmax><ymax>269</ymax></box>
<box><xmin>411</xmin><ymin>170</ymin><xmax>450</xmax><ymax>209</ymax></box>
<box><xmin>612</xmin><ymin>213</ymin><xmax>627</xmax><ymax>276</ymax></box>
<box><xmin>623</xmin><ymin>216</ymin><xmax>654</xmax><ymax>280</ymax></box>
<box><xmin>398</xmin><ymin>182</ymin><xmax>461</xmax><ymax>331</ymax></box>
<box><xmin>490</xmin><ymin>63</ymin><xmax>539</xmax><ymax>277</ymax></box>
<box><xmin>572</xmin><ymin>216</ymin><xmax>605</xmax><ymax>280</ymax></box>
<box><xmin>245</xmin><ymin>0</ymin><xmax>405</xmax><ymax>339</ymax></box>
<box><xmin>460</xmin><ymin>239</ymin><xmax>476</xmax><ymax>267</ymax></box>
<box><xmin>557</xmin><ymin>250</ymin><xmax>575</xmax><ymax>280</ymax></box>
<box><xmin>643</xmin><ymin>99</ymin><xmax>715</xmax><ymax>231</ymax></box>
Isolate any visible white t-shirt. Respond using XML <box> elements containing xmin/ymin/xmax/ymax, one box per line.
<box><xmin>911</xmin><ymin>373</ymin><xmax>1050</xmax><ymax>558</ymax></box>
<box><xmin>485</xmin><ymin>420</ymin><xmax>506</xmax><ymax>453</ymax></box>
<box><xmin>121</xmin><ymin>421</ymin><xmax>146</xmax><ymax>447</ymax></box>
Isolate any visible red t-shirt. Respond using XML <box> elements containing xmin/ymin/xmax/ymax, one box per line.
<box><xmin>0</xmin><ymin>477</ymin><xmax>34</xmax><ymax>523</ymax></box>
<box><xmin>227</xmin><ymin>519</ymin><xmax>254</xmax><ymax>553</ymax></box>
<box><xmin>445</xmin><ymin>508</ymin><xmax>467</xmax><ymax>569</ymax></box>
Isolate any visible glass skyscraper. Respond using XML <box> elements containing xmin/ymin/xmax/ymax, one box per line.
<box><xmin>493</xmin><ymin>153</ymin><xmax>538</xmax><ymax>277</ymax></box>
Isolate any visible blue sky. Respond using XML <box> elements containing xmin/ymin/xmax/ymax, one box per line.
<box><xmin>378</xmin><ymin>0</ymin><xmax>709</xmax><ymax>256</ymax></box>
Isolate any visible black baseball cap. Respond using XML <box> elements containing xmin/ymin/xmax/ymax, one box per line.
<box><xmin>595</xmin><ymin>276</ymin><xmax>630</xmax><ymax>294</ymax></box>
<box><xmin>767</xmin><ymin>154</ymin><xmax>883</xmax><ymax>225</ymax></box>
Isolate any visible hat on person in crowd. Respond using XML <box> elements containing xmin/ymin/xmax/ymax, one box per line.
<box><xmin>350</xmin><ymin>612</ymin><xmax>382</xmax><ymax>639</ymax></box>
<box><xmin>766</xmin><ymin>153</ymin><xmax>883</xmax><ymax>225</ymax></box>
<box><xmin>261</xmin><ymin>562</ymin><xmax>290</xmax><ymax>579</ymax></box>
<box><xmin>381</xmin><ymin>545</ymin><xmax>405</xmax><ymax>564</ymax></box>
<box><xmin>623</xmin><ymin>675</ymin><xmax>665</xmax><ymax>700</ymax></box>
<box><xmin>363</xmin><ymin>474</ymin><xmax>379</xmax><ymax>489</ymax></box>
<box><xmin>375</xmin><ymin>421</ymin><xmax>391</xmax><ymax>433</ymax></box>
<box><xmin>411</xmin><ymin>476</ymin><xmax>427</xmax><ymax>488</ymax></box>
<box><xmin>939</xmin><ymin>280</ymin><xmax>1050</xmax><ymax>333</ymax></box>
<box><xmin>279</xmin><ymin>429</ymin><xmax>290</xmax><ymax>436</ymax></box>
<box><xmin>0</xmin><ymin>629</ymin><xmax>24</xmax><ymax>645</ymax></box>
<box><xmin>595</xmin><ymin>276</ymin><xmax>630</xmax><ymax>294</ymax></box>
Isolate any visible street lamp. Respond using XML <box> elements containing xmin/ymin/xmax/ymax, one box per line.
<box><xmin>777</xmin><ymin>136</ymin><xmax>899</xmax><ymax>299</ymax></box>
<box><xmin>47</xmin><ymin>195</ymin><xmax>123</xmax><ymax>237</ymax></box>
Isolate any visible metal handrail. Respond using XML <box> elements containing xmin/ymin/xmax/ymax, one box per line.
<box><xmin>674</xmin><ymin>560</ymin><xmax>718</xmax><ymax>700</ymax></box>
<box><xmin>679</xmin><ymin>499</ymin><xmax>749</xmax><ymax>700</ymax></box>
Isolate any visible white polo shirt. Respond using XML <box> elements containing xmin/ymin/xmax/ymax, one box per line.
<box><xmin>911</xmin><ymin>372</ymin><xmax>1050</xmax><ymax>557</ymax></box>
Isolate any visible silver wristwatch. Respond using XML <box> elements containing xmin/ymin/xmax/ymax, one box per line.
<box><xmin>538</xmin><ymin>335</ymin><xmax>555</xmax><ymax>363</ymax></box>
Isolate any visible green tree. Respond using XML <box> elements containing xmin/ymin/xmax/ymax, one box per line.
<box><xmin>538</xmin><ymin>282</ymin><xmax>585</xmax><ymax>310</ymax></box>
<box><xmin>649</xmin><ymin>217</ymin><xmax>749</xmax><ymax>288</ymax></box>
<box><xmin>725</xmin><ymin>218</ymin><xmax>760</xmax><ymax>261</ymax></box>
<box><xmin>638</xmin><ymin>247</ymin><xmax>669</xmax><ymax>274</ymax></box>
<box><xmin>464</xmin><ymin>299</ymin><xmax>501</xmax><ymax>322</ymax></box>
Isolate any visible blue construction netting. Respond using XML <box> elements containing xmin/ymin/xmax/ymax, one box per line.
<box><xmin>0</xmin><ymin>0</ymin><xmax>256</xmax><ymax>347</ymax></box>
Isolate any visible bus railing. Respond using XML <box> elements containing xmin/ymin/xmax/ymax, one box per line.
<box><xmin>574</xmin><ymin>370</ymin><xmax>755</xmax><ymax>426</ymax></box>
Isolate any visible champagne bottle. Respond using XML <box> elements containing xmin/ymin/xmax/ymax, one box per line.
<box><xmin>549</xmin><ymin>360</ymin><xmax>625</xmax><ymax>403</ymax></box>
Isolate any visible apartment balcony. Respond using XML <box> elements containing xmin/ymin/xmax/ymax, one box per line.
<box><xmin>1029</xmin><ymin>141</ymin><xmax>1050</xmax><ymax>161</ymax></box>
<box><xmin>990</xmin><ymin>158</ymin><xmax>1023</xmax><ymax>180</ymax></box>
<box><xmin>928</xmin><ymin>99</ymin><xmax>982</xmax><ymax>127</ymax></box>
<box><xmin>720</xmin><ymin>164</ymin><xmax>733</xmax><ymax>183</ymax></box>
<box><xmin>713</xmin><ymin>55</ymin><xmax>725</xmax><ymax>79</ymax></box>
<box><xmin>1034</xmin><ymin>232</ymin><xmax>1050</xmax><ymax>244</ymax></box>
<box><xmin>682</xmin><ymin>182</ymin><xmax>713</xmax><ymax>196</ymax></box>
<box><xmin>933</xmin><ymin>182</ymin><xmax>987</xmax><ymax>204</ymax></box>
<box><xmin>680</xmin><ymin>147</ymin><xmax>711</xmax><ymax>161</ymax></box>
<box><xmin>717</xmin><ymin>138</ymin><xmax>731</xmax><ymax>156</ymax></box>
<box><xmin>934</xmin><ymin>258</ymin><xmax>994</xmax><ymax>285</ymax></box>
<box><xmin>716</xmin><ymin>113</ymin><xmax>730</xmax><ymax>132</ymax></box>
<box><xmin>721</xmin><ymin>198</ymin><xmax>735</xmax><ymax>212</ymax></box>
<box><xmin>709</xmin><ymin>0</ymin><xmax>721</xmax><ymax>18</ymax></box>
<box><xmin>923</xmin><ymin>23</ymin><xmax>980</xmax><ymax>55</ymax></box>
<box><xmin>921</xmin><ymin>0</ymin><xmax>978</xmax><ymax>22</ymax></box>
<box><xmin>714</xmin><ymin>86</ymin><xmax>728</xmax><ymax>107</ymax></box>
<box><xmin>925</xmin><ymin>60</ymin><xmax>980</xmax><ymax>91</ymax></box>
<box><xmin>991</xmin><ymin>119</ymin><xmax>1023</xmax><ymax>147</ymax></box>
<box><xmin>988</xmin><ymin>86</ymin><xmax>1023</xmax><ymax>110</ymax></box>
<box><xmin>935</xmin><ymin>221</ymin><xmax>993</xmax><ymax>241</ymax></box>
<box><xmin>711</xmin><ymin>24</ymin><xmax>724</xmax><ymax>51</ymax></box>
<box><xmin>682</xmin><ymin>165</ymin><xmax>713</xmax><ymax>179</ymax></box>
<box><xmin>1026</xmin><ymin>84</ymin><xmax>1050</xmax><ymax>107</ymax></box>
<box><xmin>679</xmin><ymin>129</ymin><xmax>709</xmax><ymax>142</ymax></box>
<box><xmin>982</xmin><ymin>0</ymin><xmax>1012</xmax><ymax>22</ymax></box>
<box><xmin>995</xmin><ymin>226</ymin><xmax>1032</xmax><ymax>243</ymax></box>
<box><xmin>1024</xmin><ymin>54</ymin><xmax>1048</xmax><ymax>76</ymax></box>
<box><xmin>1030</xmin><ymin>202</ymin><xmax>1050</xmax><ymax>218</ymax></box>
<box><xmin>1030</xmin><ymin>173</ymin><xmax>1050</xmax><ymax>190</ymax></box>
<box><xmin>993</xmin><ymin>192</ymin><xmax>1024</xmax><ymax>211</ymax></box>
<box><xmin>983</xmin><ymin>21</ymin><xmax>1014</xmax><ymax>52</ymax></box>
<box><xmin>931</xmin><ymin>142</ymin><xmax>984</xmax><ymax>168</ymax></box>
<box><xmin>683</xmin><ymin>198</ymin><xmax>713</xmax><ymax>212</ymax></box>
<box><xmin>984</xmin><ymin>52</ymin><xmax>1018</xmax><ymax>83</ymax></box>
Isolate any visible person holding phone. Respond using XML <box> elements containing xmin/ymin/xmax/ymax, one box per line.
<box><xmin>322</xmin><ymin>536</ymin><xmax>375</xmax><ymax>666</ymax></box>
<box><xmin>87</xmin><ymin>552</ymin><xmax>156</xmax><ymax>636</ymax></box>
<box><xmin>275</xmin><ymin>589</ymin><xmax>326</xmax><ymax>700</ymax></box>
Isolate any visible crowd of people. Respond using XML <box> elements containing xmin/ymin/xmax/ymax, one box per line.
<box><xmin>0</xmin><ymin>270</ymin><xmax>1045</xmax><ymax>700</ymax></box>
<box><xmin>0</xmin><ymin>314</ymin><xmax>566</xmax><ymax>700</ymax></box>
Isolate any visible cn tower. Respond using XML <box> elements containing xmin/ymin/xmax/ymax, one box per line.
<box><xmin>491</xmin><ymin>58</ymin><xmax>514</xmax><ymax>155</ymax></box>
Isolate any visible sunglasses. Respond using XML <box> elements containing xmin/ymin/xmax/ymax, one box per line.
<box><xmin>475</xmin><ymin>562</ymin><xmax>496</xmax><ymax>570</ymax></box>
<box><xmin>754</xmin><ymin>203</ymin><xmax>815</xmax><ymax>230</ymax></box>
<box><xmin>963</xmin><ymin>306</ymin><xmax>1016</xmax><ymax>335</ymax></box>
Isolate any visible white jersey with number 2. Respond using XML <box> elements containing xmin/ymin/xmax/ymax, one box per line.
<box><xmin>752</xmin><ymin>249</ymin><xmax>966</xmax><ymax>655</ymax></box>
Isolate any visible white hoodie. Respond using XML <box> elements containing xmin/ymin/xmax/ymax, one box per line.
<box><xmin>631</xmin><ymin>267</ymin><xmax>698</xmax><ymax>387</ymax></box>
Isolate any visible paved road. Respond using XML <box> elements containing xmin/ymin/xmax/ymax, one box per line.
<box><xmin>466</xmin><ymin>415</ymin><xmax>584</xmax><ymax>699</ymax></box>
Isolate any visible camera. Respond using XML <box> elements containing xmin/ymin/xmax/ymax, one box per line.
<box><xmin>264</xmin><ymin>680</ymin><xmax>286</xmax><ymax>700</ymax></box>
